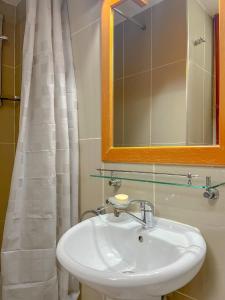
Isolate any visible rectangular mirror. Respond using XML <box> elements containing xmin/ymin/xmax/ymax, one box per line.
<box><xmin>102</xmin><ymin>0</ymin><xmax>225</xmax><ymax>165</ymax></box>
<box><xmin>113</xmin><ymin>0</ymin><xmax>218</xmax><ymax>147</ymax></box>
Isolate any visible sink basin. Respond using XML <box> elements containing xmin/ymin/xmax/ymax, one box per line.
<box><xmin>57</xmin><ymin>214</ymin><xmax>206</xmax><ymax>300</ymax></box>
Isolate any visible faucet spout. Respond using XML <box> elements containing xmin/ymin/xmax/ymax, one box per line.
<box><xmin>125</xmin><ymin>211</ymin><xmax>149</xmax><ymax>228</ymax></box>
<box><xmin>109</xmin><ymin>198</ymin><xmax>155</xmax><ymax>229</ymax></box>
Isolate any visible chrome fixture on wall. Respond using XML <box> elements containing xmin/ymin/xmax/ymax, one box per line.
<box><xmin>193</xmin><ymin>37</ymin><xmax>206</xmax><ymax>46</ymax></box>
<box><xmin>0</xmin><ymin>96</ymin><xmax>20</xmax><ymax>106</ymax></box>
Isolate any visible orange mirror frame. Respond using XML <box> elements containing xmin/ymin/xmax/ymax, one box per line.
<box><xmin>101</xmin><ymin>0</ymin><xmax>225</xmax><ymax>166</ymax></box>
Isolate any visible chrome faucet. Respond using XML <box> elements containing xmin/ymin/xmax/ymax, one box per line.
<box><xmin>106</xmin><ymin>198</ymin><xmax>155</xmax><ymax>229</ymax></box>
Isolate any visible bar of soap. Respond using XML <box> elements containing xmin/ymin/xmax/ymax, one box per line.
<box><xmin>115</xmin><ymin>194</ymin><xmax>129</xmax><ymax>203</ymax></box>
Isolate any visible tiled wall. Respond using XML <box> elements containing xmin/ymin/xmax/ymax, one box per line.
<box><xmin>15</xmin><ymin>0</ymin><xmax>25</xmax><ymax>98</ymax></box>
<box><xmin>0</xmin><ymin>0</ymin><xmax>16</xmax><ymax>249</ymax></box>
<box><xmin>67</xmin><ymin>0</ymin><xmax>225</xmax><ymax>300</ymax></box>
<box><xmin>0</xmin><ymin>0</ymin><xmax>25</xmax><ymax>248</ymax></box>
<box><xmin>187</xmin><ymin>0</ymin><xmax>214</xmax><ymax>145</ymax></box>
<box><xmin>68</xmin><ymin>0</ymin><xmax>103</xmax><ymax>298</ymax></box>
<box><xmin>114</xmin><ymin>0</ymin><xmax>187</xmax><ymax>146</ymax></box>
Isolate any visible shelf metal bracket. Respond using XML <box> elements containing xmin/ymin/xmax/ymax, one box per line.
<box><xmin>108</xmin><ymin>171</ymin><xmax>121</xmax><ymax>187</ymax></box>
<box><xmin>203</xmin><ymin>176</ymin><xmax>219</xmax><ymax>200</ymax></box>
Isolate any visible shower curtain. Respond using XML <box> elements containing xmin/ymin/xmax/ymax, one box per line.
<box><xmin>1</xmin><ymin>0</ymin><xmax>79</xmax><ymax>299</ymax></box>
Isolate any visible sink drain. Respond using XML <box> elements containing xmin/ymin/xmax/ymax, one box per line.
<box><xmin>138</xmin><ymin>235</ymin><xmax>144</xmax><ymax>243</ymax></box>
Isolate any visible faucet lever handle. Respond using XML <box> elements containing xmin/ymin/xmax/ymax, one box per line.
<box><xmin>140</xmin><ymin>201</ymin><xmax>148</xmax><ymax>221</ymax></box>
<box><xmin>144</xmin><ymin>203</ymin><xmax>153</xmax><ymax>212</ymax></box>
<box><xmin>140</xmin><ymin>201</ymin><xmax>153</xmax><ymax>211</ymax></box>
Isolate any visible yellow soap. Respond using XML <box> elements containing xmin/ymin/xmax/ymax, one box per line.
<box><xmin>115</xmin><ymin>194</ymin><xmax>129</xmax><ymax>203</ymax></box>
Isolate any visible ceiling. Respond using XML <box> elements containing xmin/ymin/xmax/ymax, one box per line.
<box><xmin>115</xmin><ymin>0</ymin><xmax>218</xmax><ymax>21</ymax></box>
<box><xmin>2</xmin><ymin>0</ymin><xmax>219</xmax><ymax>14</ymax></box>
<box><xmin>199</xmin><ymin>0</ymin><xmax>218</xmax><ymax>15</ymax></box>
<box><xmin>2</xmin><ymin>0</ymin><xmax>21</xmax><ymax>6</ymax></box>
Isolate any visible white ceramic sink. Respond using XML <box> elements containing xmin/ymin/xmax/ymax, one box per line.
<box><xmin>57</xmin><ymin>214</ymin><xmax>206</xmax><ymax>300</ymax></box>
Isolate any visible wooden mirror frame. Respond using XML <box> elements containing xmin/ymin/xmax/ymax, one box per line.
<box><xmin>101</xmin><ymin>0</ymin><xmax>225</xmax><ymax>166</ymax></box>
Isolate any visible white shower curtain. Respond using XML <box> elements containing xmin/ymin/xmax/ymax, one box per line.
<box><xmin>1</xmin><ymin>0</ymin><xmax>79</xmax><ymax>299</ymax></box>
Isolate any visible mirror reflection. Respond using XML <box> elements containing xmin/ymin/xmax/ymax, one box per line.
<box><xmin>113</xmin><ymin>0</ymin><xmax>219</xmax><ymax>147</ymax></box>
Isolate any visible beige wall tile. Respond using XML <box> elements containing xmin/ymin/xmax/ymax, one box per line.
<box><xmin>2</xmin><ymin>65</ymin><xmax>14</xmax><ymax>96</ymax></box>
<box><xmin>188</xmin><ymin>0</ymin><xmax>205</xmax><ymax>68</ymax></box>
<box><xmin>166</xmin><ymin>292</ymin><xmax>194</xmax><ymax>300</ymax></box>
<box><xmin>68</xmin><ymin>4</ymin><xmax>103</xmax><ymax>300</ymax></box>
<box><xmin>15</xmin><ymin>101</ymin><xmax>20</xmax><ymax>144</ymax></box>
<box><xmin>180</xmin><ymin>230</ymin><xmax>225</xmax><ymax>300</ymax></box>
<box><xmin>15</xmin><ymin>65</ymin><xmax>22</xmax><ymax>96</ymax></box>
<box><xmin>202</xmin><ymin>263</ymin><xmax>225</xmax><ymax>300</ymax></box>
<box><xmin>124</xmin><ymin>8</ymin><xmax>151</xmax><ymax>76</ymax></box>
<box><xmin>72</xmin><ymin>21</ymin><xmax>101</xmax><ymax>139</ymax></box>
<box><xmin>187</xmin><ymin>62</ymin><xmax>204</xmax><ymax>145</ymax></box>
<box><xmin>79</xmin><ymin>139</ymin><xmax>103</xmax><ymax>216</ymax></box>
<box><xmin>0</xmin><ymin>1</ymin><xmax>15</xmax><ymax>23</ymax></box>
<box><xmin>114</xmin><ymin>79</ymin><xmax>123</xmax><ymax>146</ymax></box>
<box><xmin>154</xmin><ymin>165</ymin><xmax>225</xmax><ymax>300</ymax></box>
<box><xmin>81</xmin><ymin>284</ymin><xmax>104</xmax><ymax>300</ymax></box>
<box><xmin>204</xmin><ymin>13</ymin><xmax>213</xmax><ymax>74</ymax></box>
<box><xmin>152</xmin><ymin>0</ymin><xmax>187</xmax><ymax>69</ymax></box>
<box><xmin>151</xmin><ymin>61</ymin><xmax>186</xmax><ymax>145</ymax></box>
<box><xmin>0</xmin><ymin>144</ymin><xmax>15</xmax><ymax>221</ymax></box>
<box><xmin>0</xmin><ymin>101</ymin><xmax>15</xmax><ymax>143</ymax></box>
<box><xmin>68</xmin><ymin>0</ymin><xmax>101</xmax><ymax>34</ymax></box>
<box><xmin>114</xmin><ymin>22</ymin><xmax>124</xmax><ymax>80</ymax></box>
<box><xmin>203</xmin><ymin>72</ymin><xmax>213</xmax><ymax>145</ymax></box>
<box><xmin>15</xmin><ymin>21</ymin><xmax>20</xmax><ymax>65</ymax></box>
<box><xmin>124</xmin><ymin>71</ymin><xmax>151</xmax><ymax>146</ymax></box>
<box><xmin>2</xmin><ymin>20</ymin><xmax>15</xmax><ymax>67</ymax></box>
<box><xmin>16</xmin><ymin>0</ymin><xmax>26</xmax><ymax>22</ymax></box>
<box><xmin>0</xmin><ymin>220</ymin><xmax>5</xmax><ymax>249</ymax></box>
<box><xmin>15</xmin><ymin>20</ymin><xmax>24</xmax><ymax>67</ymax></box>
<box><xmin>178</xmin><ymin>264</ymin><xmax>205</xmax><ymax>300</ymax></box>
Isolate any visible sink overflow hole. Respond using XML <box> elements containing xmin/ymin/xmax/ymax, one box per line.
<box><xmin>122</xmin><ymin>270</ymin><xmax>135</xmax><ymax>274</ymax></box>
<box><xmin>138</xmin><ymin>235</ymin><xmax>143</xmax><ymax>243</ymax></box>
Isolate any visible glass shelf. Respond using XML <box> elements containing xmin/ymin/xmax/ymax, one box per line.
<box><xmin>90</xmin><ymin>169</ymin><xmax>225</xmax><ymax>190</ymax></box>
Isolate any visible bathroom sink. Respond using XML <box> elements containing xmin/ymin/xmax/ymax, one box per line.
<box><xmin>56</xmin><ymin>214</ymin><xmax>206</xmax><ymax>300</ymax></box>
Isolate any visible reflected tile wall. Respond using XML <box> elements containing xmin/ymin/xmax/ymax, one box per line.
<box><xmin>187</xmin><ymin>0</ymin><xmax>214</xmax><ymax>145</ymax></box>
<box><xmin>151</xmin><ymin>61</ymin><xmax>187</xmax><ymax>145</ymax></box>
<box><xmin>113</xmin><ymin>0</ymin><xmax>187</xmax><ymax>147</ymax></box>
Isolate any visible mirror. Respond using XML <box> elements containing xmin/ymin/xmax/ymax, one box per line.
<box><xmin>113</xmin><ymin>0</ymin><xmax>219</xmax><ymax>147</ymax></box>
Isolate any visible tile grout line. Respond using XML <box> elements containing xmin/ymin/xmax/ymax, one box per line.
<box><xmin>0</xmin><ymin>142</ymin><xmax>15</xmax><ymax>145</ymax></box>
<box><xmin>71</xmin><ymin>17</ymin><xmax>100</xmax><ymax>37</ymax></box>
<box><xmin>176</xmin><ymin>291</ymin><xmax>198</xmax><ymax>300</ymax></box>
<box><xmin>115</xmin><ymin>59</ymin><xmax>187</xmax><ymax>81</ymax></box>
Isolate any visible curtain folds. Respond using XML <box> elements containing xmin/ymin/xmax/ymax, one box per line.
<box><xmin>1</xmin><ymin>0</ymin><xmax>79</xmax><ymax>299</ymax></box>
